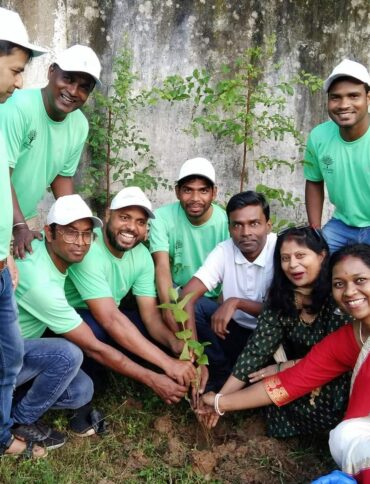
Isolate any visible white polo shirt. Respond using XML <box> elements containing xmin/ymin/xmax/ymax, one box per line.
<box><xmin>194</xmin><ymin>233</ymin><xmax>277</xmax><ymax>329</ymax></box>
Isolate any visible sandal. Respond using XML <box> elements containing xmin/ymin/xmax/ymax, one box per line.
<box><xmin>1</xmin><ymin>434</ymin><xmax>47</xmax><ymax>459</ymax></box>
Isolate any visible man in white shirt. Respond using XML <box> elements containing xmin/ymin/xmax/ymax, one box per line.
<box><xmin>182</xmin><ymin>191</ymin><xmax>276</xmax><ymax>391</ymax></box>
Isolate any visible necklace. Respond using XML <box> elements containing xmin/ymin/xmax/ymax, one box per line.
<box><xmin>359</xmin><ymin>321</ymin><xmax>366</xmax><ymax>345</ymax></box>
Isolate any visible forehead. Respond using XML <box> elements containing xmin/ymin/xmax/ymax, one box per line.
<box><xmin>59</xmin><ymin>218</ymin><xmax>93</xmax><ymax>230</ymax></box>
<box><xmin>333</xmin><ymin>256</ymin><xmax>370</xmax><ymax>276</ymax></box>
<box><xmin>111</xmin><ymin>206</ymin><xmax>148</xmax><ymax>220</ymax></box>
<box><xmin>229</xmin><ymin>204</ymin><xmax>265</xmax><ymax>222</ymax></box>
<box><xmin>54</xmin><ymin>65</ymin><xmax>95</xmax><ymax>85</ymax></box>
<box><xmin>280</xmin><ymin>239</ymin><xmax>312</xmax><ymax>254</ymax></box>
<box><xmin>328</xmin><ymin>79</ymin><xmax>367</xmax><ymax>95</ymax></box>
<box><xmin>0</xmin><ymin>47</ymin><xmax>29</xmax><ymax>68</ymax></box>
<box><xmin>179</xmin><ymin>178</ymin><xmax>212</xmax><ymax>190</ymax></box>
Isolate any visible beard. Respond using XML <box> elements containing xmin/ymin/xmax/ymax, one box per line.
<box><xmin>105</xmin><ymin>222</ymin><xmax>128</xmax><ymax>253</ymax></box>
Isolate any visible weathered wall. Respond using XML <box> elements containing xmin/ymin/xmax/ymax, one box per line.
<box><xmin>2</xmin><ymin>0</ymin><xmax>370</xmax><ymax>221</ymax></box>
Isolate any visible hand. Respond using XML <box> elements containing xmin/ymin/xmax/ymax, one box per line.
<box><xmin>13</xmin><ymin>226</ymin><xmax>43</xmax><ymax>259</ymax></box>
<box><xmin>196</xmin><ymin>396</ymin><xmax>221</xmax><ymax>428</ymax></box>
<box><xmin>211</xmin><ymin>298</ymin><xmax>237</xmax><ymax>339</ymax></box>
<box><xmin>150</xmin><ymin>374</ymin><xmax>188</xmax><ymax>404</ymax></box>
<box><xmin>248</xmin><ymin>364</ymin><xmax>279</xmax><ymax>383</ymax></box>
<box><xmin>311</xmin><ymin>470</ymin><xmax>356</xmax><ymax>483</ymax></box>
<box><xmin>6</xmin><ymin>255</ymin><xmax>19</xmax><ymax>289</ymax></box>
<box><xmin>169</xmin><ymin>338</ymin><xmax>184</xmax><ymax>357</ymax></box>
<box><xmin>162</xmin><ymin>308</ymin><xmax>179</xmax><ymax>333</ymax></box>
<box><xmin>191</xmin><ymin>365</ymin><xmax>209</xmax><ymax>408</ymax></box>
<box><xmin>165</xmin><ymin>358</ymin><xmax>196</xmax><ymax>387</ymax></box>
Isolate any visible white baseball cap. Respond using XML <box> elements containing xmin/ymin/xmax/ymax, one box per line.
<box><xmin>47</xmin><ymin>195</ymin><xmax>103</xmax><ymax>228</ymax></box>
<box><xmin>54</xmin><ymin>45</ymin><xmax>102</xmax><ymax>86</ymax></box>
<box><xmin>0</xmin><ymin>7</ymin><xmax>47</xmax><ymax>57</ymax></box>
<box><xmin>177</xmin><ymin>157</ymin><xmax>216</xmax><ymax>184</ymax></box>
<box><xmin>324</xmin><ymin>59</ymin><xmax>370</xmax><ymax>92</ymax></box>
<box><xmin>110</xmin><ymin>187</ymin><xmax>155</xmax><ymax>219</ymax></box>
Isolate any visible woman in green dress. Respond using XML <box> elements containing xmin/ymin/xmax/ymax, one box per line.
<box><xmin>209</xmin><ymin>226</ymin><xmax>351</xmax><ymax>437</ymax></box>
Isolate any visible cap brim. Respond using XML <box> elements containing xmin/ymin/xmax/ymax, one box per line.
<box><xmin>324</xmin><ymin>73</ymin><xmax>370</xmax><ymax>92</ymax></box>
<box><xmin>91</xmin><ymin>216</ymin><xmax>103</xmax><ymax>228</ymax></box>
<box><xmin>55</xmin><ymin>61</ymin><xmax>102</xmax><ymax>87</ymax></box>
<box><xmin>177</xmin><ymin>174</ymin><xmax>215</xmax><ymax>184</ymax></box>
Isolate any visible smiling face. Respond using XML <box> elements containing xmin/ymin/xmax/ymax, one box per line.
<box><xmin>280</xmin><ymin>239</ymin><xmax>325</xmax><ymax>288</ymax></box>
<box><xmin>0</xmin><ymin>47</ymin><xmax>29</xmax><ymax>103</ymax></box>
<box><xmin>327</xmin><ymin>79</ymin><xmax>370</xmax><ymax>140</ymax></box>
<box><xmin>104</xmin><ymin>206</ymin><xmax>148</xmax><ymax>257</ymax></box>
<box><xmin>332</xmin><ymin>256</ymin><xmax>370</xmax><ymax>327</ymax></box>
<box><xmin>45</xmin><ymin>218</ymin><xmax>93</xmax><ymax>273</ymax></box>
<box><xmin>229</xmin><ymin>204</ymin><xmax>271</xmax><ymax>262</ymax></box>
<box><xmin>42</xmin><ymin>64</ymin><xmax>95</xmax><ymax>121</ymax></box>
<box><xmin>175</xmin><ymin>177</ymin><xmax>216</xmax><ymax>225</ymax></box>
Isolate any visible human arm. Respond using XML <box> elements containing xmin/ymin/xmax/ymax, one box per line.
<box><xmin>6</xmin><ymin>255</ymin><xmax>19</xmax><ymax>289</ymax></box>
<box><xmin>211</xmin><ymin>298</ymin><xmax>263</xmax><ymax>340</ymax></box>
<box><xmin>85</xmin><ymin>297</ymin><xmax>196</xmax><ymax>387</ymax></box>
<box><xmin>50</xmin><ymin>175</ymin><xmax>74</xmax><ymax>198</ymax></box>
<box><xmin>305</xmin><ymin>180</ymin><xmax>325</xmax><ymax>228</ymax></box>
<box><xmin>248</xmin><ymin>359</ymin><xmax>300</xmax><ymax>383</ymax></box>
<box><xmin>151</xmin><ymin>251</ymin><xmax>178</xmax><ymax>332</ymax></box>
<box><xmin>11</xmin><ymin>181</ymin><xmax>43</xmax><ymax>259</ymax></box>
<box><xmin>63</xmin><ymin>321</ymin><xmax>187</xmax><ymax>404</ymax></box>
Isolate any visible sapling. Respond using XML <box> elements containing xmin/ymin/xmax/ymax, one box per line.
<box><xmin>158</xmin><ymin>287</ymin><xmax>210</xmax><ymax>395</ymax></box>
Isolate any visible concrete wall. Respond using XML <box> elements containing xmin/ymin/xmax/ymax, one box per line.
<box><xmin>2</xmin><ymin>0</ymin><xmax>370</xmax><ymax>222</ymax></box>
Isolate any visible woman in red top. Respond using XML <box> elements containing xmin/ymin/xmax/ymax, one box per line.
<box><xmin>199</xmin><ymin>243</ymin><xmax>370</xmax><ymax>483</ymax></box>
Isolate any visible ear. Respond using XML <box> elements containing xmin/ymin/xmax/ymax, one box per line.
<box><xmin>104</xmin><ymin>208</ymin><xmax>111</xmax><ymax>224</ymax></box>
<box><xmin>175</xmin><ymin>185</ymin><xmax>180</xmax><ymax>200</ymax></box>
<box><xmin>366</xmin><ymin>90</ymin><xmax>370</xmax><ymax>106</ymax></box>
<box><xmin>44</xmin><ymin>224</ymin><xmax>53</xmax><ymax>242</ymax></box>
<box><xmin>212</xmin><ymin>186</ymin><xmax>217</xmax><ymax>201</ymax></box>
<box><xmin>266</xmin><ymin>219</ymin><xmax>272</xmax><ymax>234</ymax></box>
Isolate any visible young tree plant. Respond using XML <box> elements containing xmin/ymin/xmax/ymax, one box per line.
<box><xmin>158</xmin><ymin>287</ymin><xmax>210</xmax><ymax>394</ymax></box>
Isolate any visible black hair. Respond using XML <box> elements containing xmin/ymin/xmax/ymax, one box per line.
<box><xmin>176</xmin><ymin>175</ymin><xmax>214</xmax><ymax>189</ymax></box>
<box><xmin>48</xmin><ymin>223</ymin><xmax>57</xmax><ymax>240</ymax></box>
<box><xmin>0</xmin><ymin>40</ymin><xmax>32</xmax><ymax>59</ymax></box>
<box><xmin>329</xmin><ymin>243</ymin><xmax>370</xmax><ymax>279</ymax></box>
<box><xmin>328</xmin><ymin>75</ymin><xmax>370</xmax><ymax>94</ymax></box>
<box><xmin>267</xmin><ymin>226</ymin><xmax>330</xmax><ymax>316</ymax></box>
<box><xmin>226</xmin><ymin>191</ymin><xmax>270</xmax><ymax>221</ymax></box>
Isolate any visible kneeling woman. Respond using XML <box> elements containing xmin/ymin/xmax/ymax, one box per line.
<box><xmin>215</xmin><ymin>226</ymin><xmax>350</xmax><ymax>437</ymax></box>
<box><xmin>200</xmin><ymin>244</ymin><xmax>370</xmax><ymax>483</ymax></box>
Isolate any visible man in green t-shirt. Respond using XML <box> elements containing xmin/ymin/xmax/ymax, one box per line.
<box><xmin>149</xmin><ymin>157</ymin><xmax>229</xmax><ymax>332</ymax></box>
<box><xmin>304</xmin><ymin>59</ymin><xmax>370</xmax><ymax>252</ymax></box>
<box><xmin>0</xmin><ymin>44</ymin><xmax>101</xmax><ymax>259</ymax></box>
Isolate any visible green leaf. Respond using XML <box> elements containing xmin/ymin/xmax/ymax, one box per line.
<box><xmin>173</xmin><ymin>308</ymin><xmax>189</xmax><ymax>324</ymax></box>
<box><xmin>157</xmin><ymin>302</ymin><xmax>176</xmax><ymax>310</ymax></box>
<box><xmin>196</xmin><ymin>354</ymin><xmax>209</xmax><ymax>366</ymax></box>
<box><xmin>168</xmin><ymin>286</ymin><xmax>179</xmax><ymax>302</ymax></box>
<box><xmin>178</xmin><ymin>292</ymin><xmax>195</xmax><ymax>309</ymax></box>
<box><xmin>175</xmin><ymin>329</ymin><xmax>193</xmax><ymax>340</ymax></box>
<box><xmin>179</xmin><ymin>343</ymin><xmax>191</xmax><ymax>361</ymax></box>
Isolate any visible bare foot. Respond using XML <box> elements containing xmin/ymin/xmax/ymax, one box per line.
<box><xmin>5</xmin><ymin>436</ymin><xmax>46</xmax><ymax>458</ymax></box>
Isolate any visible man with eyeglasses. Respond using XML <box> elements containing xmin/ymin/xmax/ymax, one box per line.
<box><xmin>17</xmin><ymin>192</ymin><xmax>196</xmax><ymax>406</ymax></box>
<box><xmin>180</xmin><ymin>191</ymin><xmax>276</xmax><ymax>392</ymax></box>
<box><xmin>64</xmin><ymin>187</ymin><xmax>196</xmax><ymax>400</ymax></box>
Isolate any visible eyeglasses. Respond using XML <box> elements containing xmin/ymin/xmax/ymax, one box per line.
<box><xmin>57</xmin><ymin>228</ymin><xmax>96</xmax><ymax>245</ymax></box>
<box><xmin>277</xmin><ymin>225</ymin><xmax>324</xmax><ymax>243</ymax></box>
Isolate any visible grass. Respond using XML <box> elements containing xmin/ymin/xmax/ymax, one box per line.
<box><xmin>0</xmin><ymin>373</ymin><xmax>333</xmax><ymax>483</ymax></box>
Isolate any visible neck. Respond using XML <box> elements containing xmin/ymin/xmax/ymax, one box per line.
<box><xmin>41</xmin><ymin>87</ymin><xmax>67</xmax><ymax>122</ymax></box>
<box><xmin>45</xmin><ymin>242</ymin><xmax>69</xmax><ymax>273</ymax></box>
<box><xmin>102</xmin><ymin>227</ymin><xmax>125</xmax><ymax>259</ymax></box>
<box><xmin>339</xmin><ymin>117</ymin><xmax>369</xmax><ymax>142</ymax></box>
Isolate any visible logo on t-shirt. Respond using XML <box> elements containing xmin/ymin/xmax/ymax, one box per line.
<box><xmin>321</xmin><ymin>154</ymin><xmax>334</xmax><ymax>173</ymax></box>
<box><xmin>24</xmin><ymin>129</ymin><xmax>37</xmax><ymax>149</ymax></box>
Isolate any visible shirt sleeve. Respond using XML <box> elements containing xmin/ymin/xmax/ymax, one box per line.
<box><xmin>149</xmin><ymin>212</ymin><xmax>170</xmax><ymax>253</ymax></box>
<box><xmin>264</xmin><ymin>324</ymin><xmax>357</xmax><ymax>406</ymax></box>
<box><xmin>58</xmin><ymin>115</ymin><xmax>88</xmax><ymax>177</ymax></box>
<box><xmin>131</xmin><ymin>248</ymin><xmax>157</xmax><ymax>297</ymax></box>
<box><xmin>0</xmin><ymin>101</ymin><xmax>26</xmax><ymax>168</ymax></box>
<box><xmin>68</xmin><ymin>256</ymin><xmax>113</xmax><ymax>302</ymax></box>
<box><xmin>303</xmin><ymin>131</ymin><xmax>323</xmax><ymax>182</ymax></box>
<box><xmin>233</xmin><ymin>308</ymin><xmax>285</xmax><ymax>382</ymax></box>
<box><xmin>193</xmin><ymin>244</ymin><xmax>225</xmax><ymax>292</ymax></box>
<box><xmin>19</xmin><ymin>284</ymin><xmax>82</xmax><ymax>334</ymax></box>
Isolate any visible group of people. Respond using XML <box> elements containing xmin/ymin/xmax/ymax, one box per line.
<box><xmin>0</xmin><ymin>6</ymin><xmax>370</xmax><ymax>484</ymax></box>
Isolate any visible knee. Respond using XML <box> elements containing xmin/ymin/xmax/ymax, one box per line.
<box><xmin>61</xmin><ymin>340</ymin><xmax>84</xmax><ymax>370</ymax></box>
<box><xmin>70</xmin><ymin>372</ymin><xmax>94</xmax><ymax>409</ymax></box>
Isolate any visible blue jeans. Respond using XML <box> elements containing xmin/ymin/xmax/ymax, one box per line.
<box><xmin>195</xmin><ymin>297</ymin><xmax>253</xmax><ymax>389</ymax></box>
<box><xmin>323</xmin><ymin>218</ymin><xmax>370</xmax><ymax>253</ymax></box>
<box><xmin>0</xmin><ymin>268</ymin><xmax>23</xmax><ymax>447</ymax></box>
<box><xmin>13</xmin><ymin>338</ymin><xmax>93</xmax><ymax>425</ymax></box>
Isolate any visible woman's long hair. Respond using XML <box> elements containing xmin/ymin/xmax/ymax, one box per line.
<box><xmin>267</xmin><ymin>226</ymin><xmax>330</xmax><ymax>317</ymax></box>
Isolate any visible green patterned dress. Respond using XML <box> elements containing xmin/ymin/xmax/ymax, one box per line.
<box><xmin>233</xmin><ymin>296</ymin><xmax>352</xmax><ymax>437</ymax></box>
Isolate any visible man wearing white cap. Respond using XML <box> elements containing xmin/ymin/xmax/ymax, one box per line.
<box><xmin>0</xmin><ymin>43</ymin><xmax>101</xmax><ymax>259</ymax></box>
<box><xmin>62</xmin><ymin>188</ymin><xmax>196</xmax><ymax>403</ymax></box>
<box><xmin>0</xmin><ymin>6</ymin><xmax>47</xmax><ymax>457</ymax></box>
<box><xmin>149</xmin><ymin>158</ymin><xmax>229</xmax><ymax>332</ymax></box>
<box><xmin>304</xmin><ymin>59</ymin><xmax>370</xmax><ymax>252</ymax></box>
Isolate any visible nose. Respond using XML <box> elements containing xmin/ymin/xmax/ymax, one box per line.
<box><xmin>337</xmin><ymin>97</ymin><xmax>350</xmax><ymax>110</ymax></box>
<box><xmin>343</xmin><ymin>282</ymin><xmax>357</xmax><ymax>297</ymax></box>
<box><xmin>14</xmin><ymin>73</ymin><xmax>23</xmax><ymax>89</ymax></box>
<box><xmin>75</xmin><ymin>232</ymin><xmax>87</xmax><ymax>246</ymax></box>
<box><xmin>67</xmin><ymin>82</ymin><xmax>79</xmax><ymax>96</ymax></box>
<box><xmin>289</xmin><ymin>256</ymin><xmax>298</xmax><ymax>269</ymax></box>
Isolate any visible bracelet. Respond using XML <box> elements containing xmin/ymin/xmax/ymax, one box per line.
<box><xmin>13</xmin><ymin>222</ymin><xmax>28</xmax><ymax>229</ymax></box>
<box><xmin>214</xmin><ymin>393</ymin><xmax>225</xmax><ymax>416</ymax></box>
<box><xmin>277</xmin><ymin>362</ymin><xmax>282</xmax><ymax>372</ymax></box>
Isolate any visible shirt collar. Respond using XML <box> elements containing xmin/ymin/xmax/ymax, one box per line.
<box><xmin>233</xmin><ymin>233</ymin><xmax>272</xmax><ymax>267</ymax></box>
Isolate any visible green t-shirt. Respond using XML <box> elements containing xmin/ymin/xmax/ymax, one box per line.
<box><xmin>15</xmin><ymin>238</ymin><xmax>82</xmax><ymax>339</ymax></box>
<box><xmin>149</xmin><ymin>202</ymin><xmax>229</xmax><ymax>296</ymax></box>
<box><xmin>0</xmin><ymin>88</ymin><xmax>88</xmax><ymax>220</ymax></box>
<box><xmin>65</xmin><ymin>229</ymin><xmax>157</xmax><ymax>309</ymax></box>
<box><xmin>304</xmin><ymin>120</ymin><xmax>370</xmax><ymax>227</ymax></box>
<box><xmin>0</xmin><ymin>132</ymin><xmax>12</xmax><ymax>259</ymax></box>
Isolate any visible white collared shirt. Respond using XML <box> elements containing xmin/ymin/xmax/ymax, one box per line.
<box><xmin>194</xmin><ymin>233</ymin><xmax>277</xmax><ymax>329</ymax></box>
